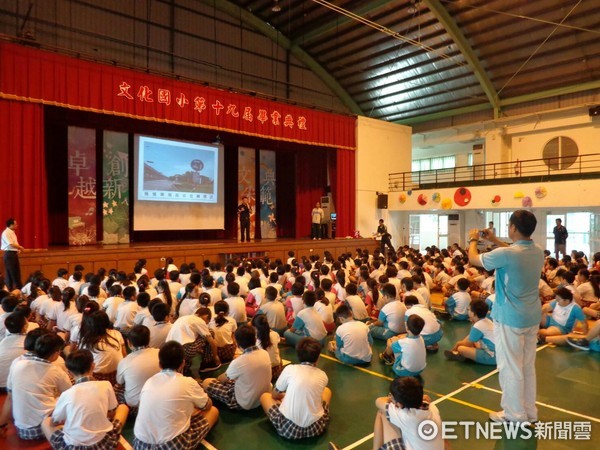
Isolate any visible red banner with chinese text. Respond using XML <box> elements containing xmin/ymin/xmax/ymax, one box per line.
<box><xmin>68</xmin><ymin>127</ymin><xmax>97</xmax><ymax>245</ymax></box>
<box><xmin>0</xmin><ymin>42</ymin><xmax>356</xmax><ymax>150</ymax></box>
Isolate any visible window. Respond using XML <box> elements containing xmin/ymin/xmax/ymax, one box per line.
<box><xmin>409</xmin><ymin>214</ymin><xmax>449</xmax><ymax>250</ymax></box>
<box><xmin>412</xmin><ymin>155</ymin><xmax>456</xmax><ymax>172</ymax></box>
<box><xmin>546</xmin><ymin>213</ymin><xmax>592</xmax><ymax>258</ymax></box>
<box><xmin>485</xmin><ymin>212</ymin><xmax>513</xmax><ymax>239</ymax></box>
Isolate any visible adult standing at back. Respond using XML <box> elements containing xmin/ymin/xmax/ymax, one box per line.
<box><xmin>468</xmin><ymin>210</ymin><xmax>543</xmax><ymax>424</ymax></box>
<box><xmin>311</xmin><ymin>202</ymin><xmax>324</xmax><ymax>240</ymax></box>
<box><xmin>553</xmin><ymin>218</ymin><xmax>568</xmax><ymax>260</ymax></box>
<box><xmin>238</xmin><ymin>196</ymin><xmax>252</xmax><ymax>242</ymax></box>
<box><xmin>2</xmin><ymin>218</ymin><xmax>24</xmax><ymax>290</ymax></box>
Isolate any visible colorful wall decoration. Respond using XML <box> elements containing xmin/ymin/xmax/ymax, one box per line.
<box><xmin>102</xmin><ymin>131</ymin><xmax>130</xmax><ymax>244</ymax></box>
<box><xmin>68</xmin><ymin>127</ymin><xmax>97</xmax><ymax>245</ymax></box>
<box><xmin>259</xmin><ymin>150</ymin><xmax>277</xmax><ymax>239</ymax></box>
<box><xmin>238</xmin><ymin>147</ymin><xmax>256</xmax><ymax>239</ymax></box>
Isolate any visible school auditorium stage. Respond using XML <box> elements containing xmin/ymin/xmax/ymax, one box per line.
<box><xmin>13</xmin><ymin>238</ymin><xmax>378</xmax><ymax>280</ymax></box>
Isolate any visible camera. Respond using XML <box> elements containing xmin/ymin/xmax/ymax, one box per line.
<box><xmin>479</xmin><ymin>230</ymin><xmax>486</xmax><ymax>238</ymax></box>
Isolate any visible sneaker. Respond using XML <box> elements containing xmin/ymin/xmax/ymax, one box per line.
<box><xmin>489</xmin><ymin>411</ymin><xmax>508</xmax><ymax>423</ymax></box>
<box><xmin>444</xmin><ymin>350</ymin><xmax>465</xmax><ymax>362</ymax></box>
<box><xmin>198</xmin><ymin>363</ymin><xmax>222</xmax><ymax>373</ymax></box>
<box><xmin>567</xmin><ymin>337</ymin><xmax>590</xmax><ymax>351</ymax></box>
<box><xmin>379</xmin><ymin>352</ymin><xmax>394</xmax><ymax>366</ymax></box>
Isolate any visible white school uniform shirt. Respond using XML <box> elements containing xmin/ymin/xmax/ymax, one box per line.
<box><xmin>248</xmin><ymin>287</ymin><xmax>266</xmax><ymax>307</ymax></box>
<box><xmin>30</xmin><ymin>294</ymin><xmax>51</xmax><ymax>316</ymax></box>
<box><xmin>314</xmin><ymin>300</ymin><xmax>335</xmax><ymax>325</ymax></box>
<box><xmin>387</xmin><ymin>402</ymin><xmax>444</xmax><ymax>450</ymax></box>
<box><xmin>52</xmin><ymin>277</ymin><xmax>69</xmax><ymax>292</ymax></box>
<box><xmin>226</xmin><ymin>346</ymin><xmax>272</xmax><ymax>409</ymax></box>
<box><xmin>345</xmin><ymin>294</ymin><xmax>369</xmax><ymax>321</ymax></box>
<box><xmin>81</xmin><ymin>328</ymin><xmax>125</xmax><ymax>373</ymax></box>
<box><xmin>103</xmin><ymin>296</ymin><xmax>124</xmax><ymax>323</ymax></box>
<box><xmin>257</xmin><ymin>331</ymin><xmax>281</xmax><ymax>367</ymax></box>
<box><xmin>405</xmin><ymin>305</ymin><xmax>440</xmax><ymax>336</ymax></box>
<box><xmin>276</xmin><ymin>363</ymin><xmax>328</xmax><ymax>427</ymax></box>
<box><xmin>0</xmin><ymin>311</ymin><xmax>10</xmax><ymax>340</ymax></box>
<box><xmin>167</xmin><ymin>314</ymin><xmax>211</xmax><ymax>345</ymax></box>
<box><xmin>114</xmin><ymin>300</ymin><xmax>140</xmax><ymax>329</ymax></box>
<box><xmin>116</xmin><ymin>347</ymin><xmax>161</xmax><ymax>407</ymax></box>
<box><xmin>416</xmin><ymin>286</ymin><xmax>431</xmax><ymax>309</ymax></box>
<box><xmin>235</xmin><ymin>276</ymin><xmax>249</xmax><ymax>296</ymax></box>
<box><xmin>133</xmin><ymin>307</ymin><xmax>151</xmax><ymax>325</ymax></box>
<box><xmin>333</xmin><ymin>283</ymin><xmax>347</xmax><ymax>302</ymax></box>
<box><xmin>577</xmin><ymin>281</ymin><xmax>598</xmax><ymax>304</ymax></box>
<box><xmin>378</xmin><ymin>300</ymin><xmax>407</xmax><ymax>334</ymax></box>
<box><xmin>142</xmin><ymin>317</ymin><xmax>173</xmax><ymax>349</ymax></box>
<box><xmin>294</xmin><ymin>307</ymin><xmax>327</xmax><ymax>341</ymax></box>
<box><xmin>404</xmin><ymin>289</ymin><xmax>427</xmax><ymax>307</ymax></box>
<box><xmin>286</xmin><ymin>295</ymin><xmax>304</xmax><ymax>320</ymax></box>
<box><xmin>7</xmin><ymin>356</ymin><xmax>72</xmax><ymax>429</ymax></box>
<box><xmin>0</xmin><ymin>333</ymin><xmax>27</xmax><ymax>387</ymax></box>
<box><xmin>52</xmin><ymin>302</ymin><xmax>78</xmax><ymax>331</ymax></box>
<box><xmin>225</xmin><ymin>296</ymin><xmax>247</xmax><ymax>323</ymax></box>
<box><xmin>422</xmin><ymin>272</ymin><xmax>434</xmax><ymax>290</ymax></box>
<box><xmin>202</xmin><ymin>287</ymin><xmax>223</xmax><ymax>305</ymax></box>
<box><xmin>209</xmin><ymin>316</ymin><xmax>237</xmax><ymax>346</ymax></box>
<box><xmin>447</xmin><ymin>291</ymin><xmax>471</xmax><ymax>316</ymax></box>
<box><xmin>391</xmin><ymin>336</ymin><xmax>426</xmax><ymax>373</ymax></box>
<box><xmin>135</xmin><ymin>370</ymin><xmax>209</xmax><ymax>444</ymax></box>
<box><xmin>178</xmin><ymin>297</ymin><xmax>199</xmax><ymax>316</ymax></box>
<box><xmin>257</xmin><ymin>301</ymin><xmax>288</xmax><ymax>331</ymax></box>
<box><xmin>168</xmin><ymin>281</ymin><xmax>183</xmax><ymax>299</ymax></box>
<box><xmin>52</xmin><ymin>380</ymin><xmax>117</xmax><ymax>446</ymax></box>
<box><xmin>336</xmin><ymin>320</ymin><xmax>372</xmax><ymax>362</ymax></box>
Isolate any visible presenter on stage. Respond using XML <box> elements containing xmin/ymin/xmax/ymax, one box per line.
<box><xmin>376</xmin><ymin>219</ymin><xmax>394</xmax><ymax>254</ymax></box>
<box><xmin>1</xmin><ymin>218</ymin><xmax>24</xmax><ymax>290</ymax></box>
<box><xmin>238</xmin><ymin>196</ymin><xmax>252</xmax><ymax>242</ymax></box>
<box><xmin>311</xmin><ymin>202</ymin><xmax>324</xmax><ymax>240</ymax></box>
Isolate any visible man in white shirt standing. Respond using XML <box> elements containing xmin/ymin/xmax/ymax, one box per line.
<box><xmin>1</xmin><ymin>218</ymin><xmax>24</xmax><ymax>290</ymax></box>
<box><xmin>311</xmin><ymin>202</ymin><xmax>324</xmax><ymax>240</ymax></box>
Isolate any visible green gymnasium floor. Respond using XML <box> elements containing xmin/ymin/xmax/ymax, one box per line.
<box><xmin>117</xmin><ymin>318</ymin><xmax>599</xmax><ymax>450</ymax></box>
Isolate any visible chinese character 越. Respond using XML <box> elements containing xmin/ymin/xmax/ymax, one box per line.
<box><xmin>137</xmin><ymin>86</ymin><xmax>154</xmax><ymax>102</ymax></box>
<box><xmin>257</xmin><ymin>109</ymin><xmax>268</xmax><ymax>124</ymax></box>
<box><xmin>212</xmin><ymin>100</ymin><xmax>224</xmax><ymax>115</ymax></box>
<box><xmin>226</xmin><ymin>104</ymin><xmax>240</xmax><ymax>117</ymax></box>
<box><xmin>194</xmin><ymin>96</ymin><xmax>207</xmax><ymax>113</ymax></box>
<box><xmin>176</xmin><ymin>93</ymin><xmax>189</xmax><ymax>108</ymax></box>
<box><xmin>117</xmin><ymin>82</ymin><xmax>134</xmax><ymax>100</ymax></box>
<box><xmin>243</xmin><ymin>107</ymin><xmax>253</xmax><ymax>122</ymax></box>
<box><xmin>283</xmin><ymin>114</ymin><xmax>294</xmax><ymax>128</ymax></box>
<box><xmin>68</xmin><ymin>151</ymin><xmax>90</xmax><ymax>177</ymax></box>
<box><xmin>271</xmin><ymin>110</ymin><xmax>281</xmax><ymax>126</ymax></box>
<box><xmin>70</xmin><ymin>176</ymin><xmax>97</xmax><ymax>199</ymax></box>
<box><xmin>157</xmin><ymin>89</ymin><xmax>171</xmax><ymax>105</ymax></box>
<box><xmin>297</xmin><ymin>116</ymin><xmax>307</xmax><ymax>130</ymax></box>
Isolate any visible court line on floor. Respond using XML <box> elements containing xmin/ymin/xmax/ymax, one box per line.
<box><xmin>341</xmin><ymin>344</ymin><xmax>551</xmax><ymax>450</ymax></box>
<box><xmin>470</xmin><ymin>383</ymin><xmax>600</xmax><ymax>423</ymax></box>
<box><xmin>201</xmin><ymin>439</ymin><xmax>219</xmax><ymax>450</ymax></box>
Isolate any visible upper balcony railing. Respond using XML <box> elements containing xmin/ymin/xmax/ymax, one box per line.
<box><xmin>389</xmin><ymin>153</ymin><xmax>600</xmax><ymax>192</ymax></box>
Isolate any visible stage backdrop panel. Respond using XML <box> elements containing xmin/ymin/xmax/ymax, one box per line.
<box><xmin>238</xmin><ymin>147</ymin><xmax>256</xmax><ymax>240</ymax></box>
<box><xmin>259</xmin><ymin>150</ymin><xmax>277</xmax><ymax>239</ymax></box>
<box><xmin>68</xmin><ymin>127</ymin><xmax>97</xmax><ymax>245</ymax></box>
<box><xmin>102</xmin><ymin>131</ymin><xmax>130</xmax><ymax>244</ymax></box>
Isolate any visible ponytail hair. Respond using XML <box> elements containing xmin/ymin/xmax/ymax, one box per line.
<box><xmin>367</xmin><ymin>278</ymin><xmax>379</xmax><ymax>304</ymax></box>
<box><xmin>311</xmin><ymin>271</ymin><xmax>320</xmax><ymax>289</ymax></box>
<box><xmin>62</xmin><ymin>287</ymin><xmax>76</xmax><ymax>312</ymax></box>
<box><xmin>252</xmin><ymin>314</ymin><xmax>272</xmax><ymax>350</ymax></box>
<box><xmin>336</xmin><ymin>270</ymin><xmax>347</xmax><ymax>288</ymax></box>
<box><xmin>213</xmin><ymin>300</ymin><xmax>229</xmax><ymax>327</ymax></box>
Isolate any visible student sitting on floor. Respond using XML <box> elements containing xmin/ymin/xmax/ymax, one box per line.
<box><xmin>261</xmin><ymin>337</ymin><xmax>331</xmax><ymax>440</ymax></box>
<box><xmin>343</xmin><ymin>283</ymin><xmax>370</xmax><ymax>322</ymax></box>
<box><xmin>133</xmin><ymin>341</ymin><xmax>219</xmax><ymax>450</ymax></box>
<box><xmin>369</xmin><ymin>283</ymin><xmax>407</xmax><ymax>340</ymax></box>
<box><xmin>444</xmin><ymin>300</ymin><xmax>497</xmax><ymax>365</ymax></box>
<box><xmin>210</xmin><ymin>300</ymin><xmax>238</xmax><ymax>363</ymax></box>
<box><xmin>404</xmin><ymin>296</ymin><xmax>443</xmax><ymax>353</ymax></box>
<box><xmin>253</xmin><ymin>314</ymin><xmax>283</xmax><ymax>382</ymax></box>
<box><xmin>132</xmin><ymin>292</ymin><xmax>151</xmax><ymax>326</ymax></box>
<box><xmin>0</xmin><ymin>333</ymin><xmax>71</xmax><ymax>440</ymax></box>
<box><xmin>0</xmin><ymin>312</ymin><xmax>34</xmax><ymax>389</ymax></box>
<box><xmin>538</xmin><ymin>287</ymin><xmax>587</xmax><ymax>344</ymax></box>
<box><xmin>379</xmin><ymin>315</ymin><xmax>426</xmax><ymax>378</ymax></box>
<box><xmin>115</xmin><ymin>325</ymin><xmax>160</xmax><ymax>415</ymax></box>
<box><xmin>328</xmin><ymin>304</ymin><xmax>373</xmax><ymax>365</ymax></box>
<box><xmin>203</xmin><ymin>324</ymin><xmax>272</xmax><ymax>410</ymax></box>
<box><xmin>284</xmin><ymin>290</ymin><xmax>328</xmax><ymax>347</ymax></box>
<box><xmin>256</xmin><ymin>286</ymin><xmax>288</xmax><ymax>335</ymax></box>
<box><xmin>143</xmin><ymin>301</ymin><xmax>172</xmax><ymax>349</ymax></box>
<box><xmin>315</xmin><ymin>288</ymin><xmax>336</xmax><ymax>333</ymax></box>
<box><xmin>565</xmin><ymin>319</ymin><xmax>600</xmax><ymax>351</ymax></box>
<box><xmin>224</xmin><ymin>282</ymin><xmax>247</xmax><ymax>327</ymax></box>
<box><xmin>41</xmin><ymin>349</ymin><xmax>130</xmax><ymax>450</ymax></box>
<box><xmin>285</xmin><ymin>282</ymin><xmax>305</xmax><ymax>326</ymax></box>
<box><xmin>443</xmin><ymin>277</ymin><xmax>471</xmax><ymax>320</ymax></box>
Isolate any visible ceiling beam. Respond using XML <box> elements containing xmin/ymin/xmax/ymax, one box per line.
<box><xmin>291</xmin><ymin>0</ymin><xmax>391</xmax><ymax>47</ymax></box>
<box><xmin>198</xmin><ymin>0</ymin><xmax>363</xmax><ymax>115</ymax></box>
<box><xmin>423</xmin><ymin>0</ymin><xmax>500</xmax><ymax>112</ymax></box>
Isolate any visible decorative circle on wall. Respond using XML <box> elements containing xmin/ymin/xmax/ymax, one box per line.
<box><xmin>399</xmin><ymin>193</ymin><xmax>407</xmax><ymax>204</ymax></box>
<box><xmin>417</xmin><ymin>194</ymin><xmax>428</xmax><ymax>206</ymax></box>
<box><xmin>542</xmin><ymin>136</ymin><xmax>578</xmax><ymax>170</ymax></box>
<box><xmin>453</xmin><ymin>187</ymin><xmax>472</xmax><ymax>207</ymax></box>
<box><xmin>432</xmin><ymin>192</ymin><xmax>441</xmax><ymax>203</ymax></box>
<box><xmin>441</xmin><ymin>198</ymin><xmax>453</xmax><ymax>210</ymax></box>
<box><xmin>535</xmin><ymin>186</ymin><xmax>547</xmax><ymax>199</ymax></box>
<box><xmin>491</xmin><ymin>195</ymin><xmax>501</xmax><ymax>204</ymax></box>
<box><xmin>522</xmin><ymin>196</ymin><xmax>533</xmax><ymax>207</ymax></box>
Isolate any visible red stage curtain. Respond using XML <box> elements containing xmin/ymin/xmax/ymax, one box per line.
<box><xmin>0</xmin><ymin>100</ymin><xmax>48</xmax><ymax>249</ymax></box>
<box><xmin>331</xmin><ymin>148</ymin><xmax>356</xmax><ymax>237</ymax></box>
<box><xmin>295</xmin><ymin>152</ymin><xmax>327</xmax><ymax>239</ymax></box>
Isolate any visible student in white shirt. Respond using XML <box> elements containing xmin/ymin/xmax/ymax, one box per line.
<box><xmin>0</xmin><ymin>295</ymin><xmax>20</xmax><ymax>341</ymax></box>
<box><xmin>224</xmin><ymin>282</ymin><xmax>247</xmax><ymax>325</ymax></box>
<box><xmin>257</xmin><ymin>286</ymin><xmax>288</xmax><ymax>335</ymax></box>
<box><xmin>369</xmin><ymin>284</ymin><xmax>407</xmax><ymax>340</ymax></box>
<box><xmin>51</xmin><ymin>268</ymin><xmax>69</xmax><ymax>292</ymax></box>
<box><xmin>404</xmin><ymin>296</ymin><xmax>443</xmax><ymax>352</ymax></box>
<box><xmin>0</xmin><ymin>333</ymin><xmax>72</xmax><ymax>440</ymax></box>
<box><xmin>260</xmin><ymin>337</ymin><xmax>331</xmax><ymax>439</ymax></box>
<box><xmin>284</xmin><ymin>291</ymin><xmax>328</xmax><ymax>347</ymax></box>
<box><xmin>329</xmin><ymin>304</ymin><xmax>373</xmax><ymax>365</ymax></box>
<box><xmin>133</xmin><ymin>292</ymin><xmax>152</xmax><ymax>326</ymax></box>
<box><xmin>102</xmin><ymin>284</ymin><xmax>124</xmax><ymax>324</ymax></box>
<box><xmin>202</xmin><ymin>275</ymin><xmax>223</xmax><ymax>305</ymax></box>
<box><xmin>115</xmin><ymin>325</ymin><xmax>161</xmax><ymax>412</ymax></box>
<box><xmin>0</xmin><ymin>312</ymin><xmax>29</xmax><ymax>388</ymax></box>
<box><xmin>443</xmin><ymin>278</ymin><xmax>472</xmax><ymax>321</ymax></box>
<box><xmin>253</xmin><ymin>314</ymin><xmax>283</xmax><ymax>382</ymax></box>
<box><xmin>143</xmin><ymin>301</ymin><xmax>172</xmax><ymax>349</ymax></box>
<box><xmin>48</xmin><ymin>287</ymin><xmax>78</xmax><ymax>340</ymax></box>
<box><xmin>41</xmin><ymin>349</ymin><xmax>129</xmax><ymax>448</ymax></box>
<box><xmin>210</xmin><ymin>301</ymin><xmax>238</xmax><ymax>364</ymax></box>
<box><xmin>315</xmin><ymin>289</ymin><xmax>336</xmax><ymax>333</ymax></box>
<box><xmin>134</xmin><ymin>341</ymin><xmax>219</xmax><ymax>449</ymax></box>
<box><xmin>343</xmin><ymin>283</ymin><xmax>370</xmax><ymax>321</ymax></box>
<box><xmin>380</xmin><ymin>315</ymin><xmax>427</xmax><ymax>378</ymax></box>
<box><xmin>203</xmin><ymin>324</ymin><xmax>272</xmax><ymax>410</ymax></box>
<box><xmin>114</xmin><ymin>286</ymin><xmax>140</xmax><ymax>339</ymax></box>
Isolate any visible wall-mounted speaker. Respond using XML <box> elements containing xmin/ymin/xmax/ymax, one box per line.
<box><xmin>377</xmin><ymin>194</ymin><xmax>388</xmax><ymax>209</ymax></box>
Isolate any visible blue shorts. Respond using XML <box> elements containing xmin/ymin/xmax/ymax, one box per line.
<box><xmin>590</xmin><ymin>338</ymin><xmax>600</xmax><ymax>352</ymax></box>
<box><xmin>392</xmin><ymin>354</ymin><xmax>423</xmax><ymax>377</ymax></box>
<box><xmin>335</xmin><ymin>348</ymin><xmax>370</xmax><ymax>365</ymax></box>
<box><xmin>474</xmin><ymin>349</ymin><xmax>497</xmax><ymax>365</ymax></box>
<box><xmin>369</xmin><ymin>326</ymin><xmax>398</xmax><ymax>341</ymax></box>
<box><xmin>452</xmin><ymin>313</ymin><xmax>469</xmax><ymax>321</ymax></box>
<box><xmin>422</xmin><ymin>328</ymin><xmax>443</xmax><ymax>347</ymax></box>
<box><xmin>544</xmin><ymin>317</ymin><xmax>569</xmax><ymax>335</ymax></box>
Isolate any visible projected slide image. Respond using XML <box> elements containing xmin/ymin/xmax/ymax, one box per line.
<box><xmin>138</xmin><ymin>136</ymin><xmax>218</xmax><ymax>203</ymax></box>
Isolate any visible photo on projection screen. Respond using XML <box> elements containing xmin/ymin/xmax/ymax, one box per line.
<box><xmin>137</xmin><ymin>136</ymin><xmax>218</xmax><ymax>203</ymax></box>
<box><xmin>133</xmin><ymin>135</ymin><xmax>225</xmax><ymax>231</ymax></box>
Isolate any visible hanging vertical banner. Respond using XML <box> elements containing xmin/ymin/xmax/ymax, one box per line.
<box><xmin>259</xmin><ymin>150</ymin><xmax>277</xmax><ymax>239</ymax></box>
<box><xmin>68</xmin><ymin>127</ymin><xmax>97</xmax><ymax>245</ymax></box>
<box><xmin>238</xmin><ymin>147</ymin><xmax>256</xmax><ymax>240</ymax></box>
<box><xmin>102</xmin><ymin>131</ymin><xmax>130</xmax><ymax>244</ymax></box>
